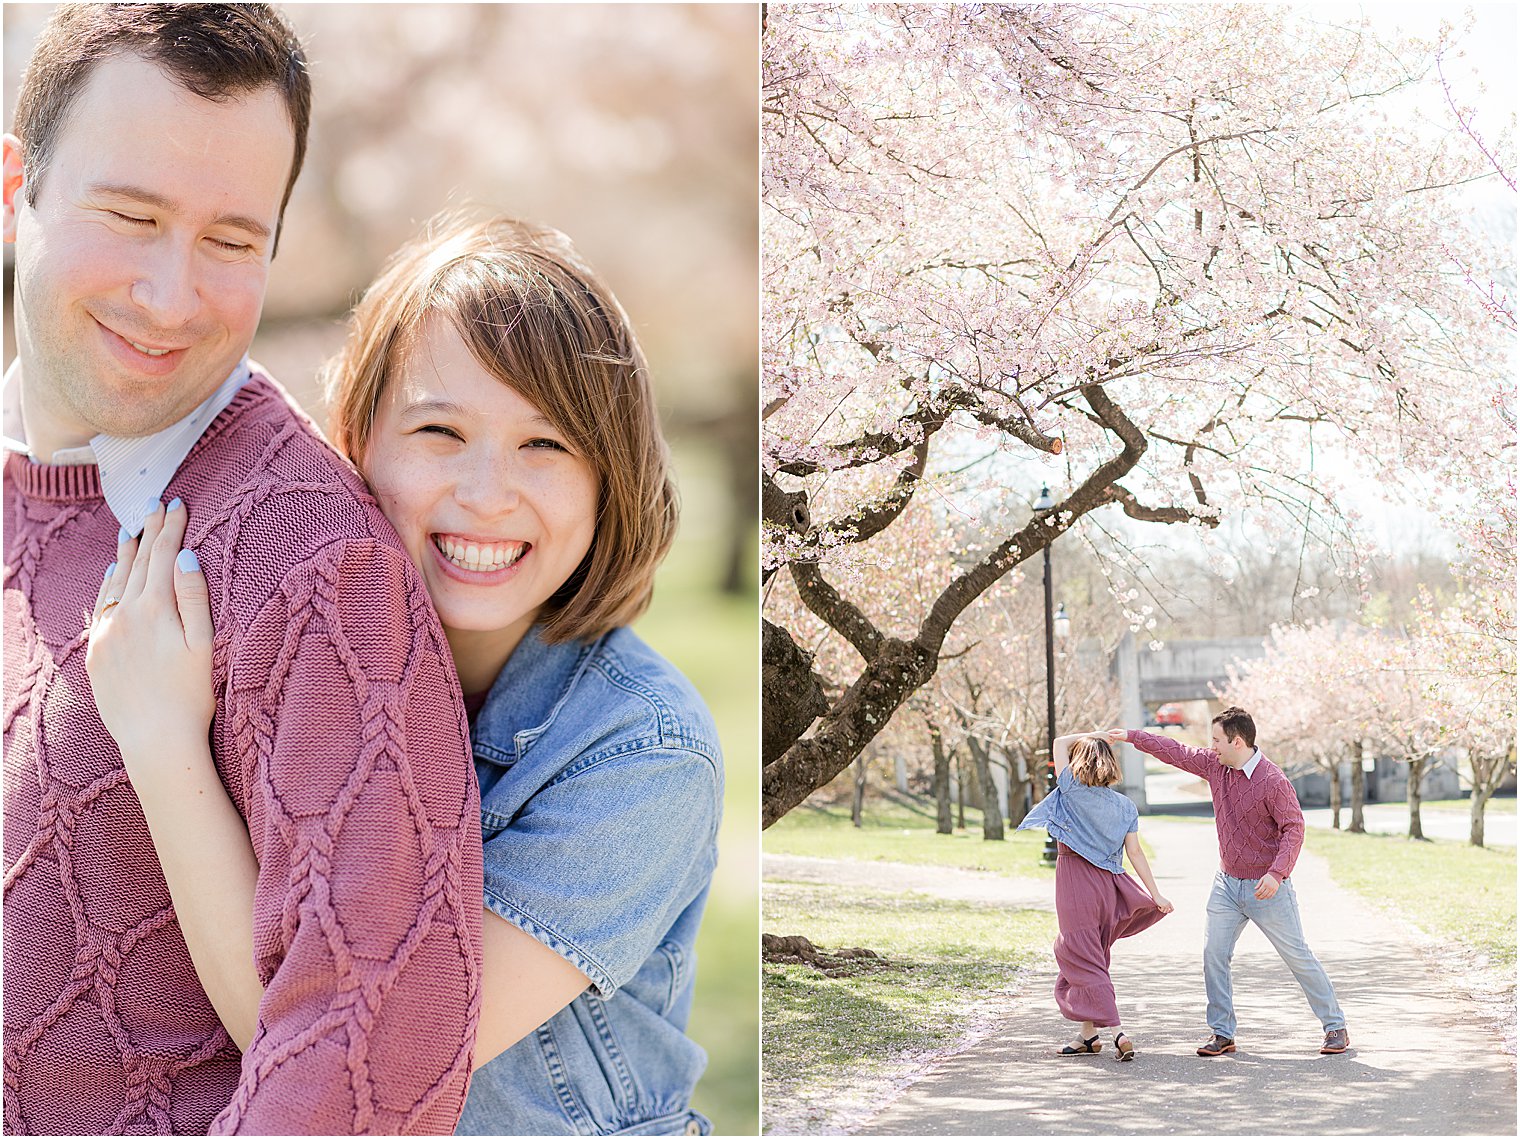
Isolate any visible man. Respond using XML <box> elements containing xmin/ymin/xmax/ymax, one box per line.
<box><xmin>2</xmin><ymin>6</ymin><xmax>482</xmax><ymax>1133</ymax></box>
<box><xmin>1110</xmin><ymin>707</ymin><xmax>1349</xmax><ymax>1057</ymax></box>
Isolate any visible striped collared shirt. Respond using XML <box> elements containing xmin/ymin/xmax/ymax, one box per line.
<box><xmin>2</xmin><ymin>357</ymin><xmax>249</xmax><ymax>537</ymax></box>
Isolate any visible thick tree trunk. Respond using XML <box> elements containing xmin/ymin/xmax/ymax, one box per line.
<box><xmin>851</xmin><ymin>753</ymin><xmax>866</xmax><ymax>827</ymax></box>
<box><xmin>1006</xmin><ymin>747</ymin><xmax>1031</xmax><ymax>828</ymax></box>
<box><xmin>930</xmin><ymin>722</ymin><xmax>952</xmax><ymax>835</ymax></box>
<box><xmin>1328</xmin><ymin>760</ymin><xmax>1342</xmax><ymax>830</ymax></box>
<box><xmin>763</xmin><ymin>636</ymin><xmax>937</xmax><ymax>828</ymax></box>
<box><xmin>960</xmin><ymin>752</ymin><xmax>983</xmax><ymax>809</ymax></box>
<box><xmin>1470</xmin><ymin>782</ymin><xmax>1489</xmax><ymax>847</ymax></box>
<box><xmin>1030</xmin><ymin>750</ymin><xmax>1050</xmax><ymax>805</ymax></box>
<box><xmin>761</xmin><ymin>619</ymin><xmax>829</xmax><ymax>768</ymax></box>
<box><xmin>1406</xmin><ymin>758</ymin><xmax>1426</xmax><ymax>841</ymax></box>
<box><xmin>1349</xmin><ymin>742</ymin><xmax>1366</xmax><ymax>834</ymax></box>
<box><xmin>956</xmin><ymin>753</ymin><xmax>966</xmax><ymax>830</ymax></box>
<box><xmin>969</xmin><ymin>737</ymin><xmax>1004</xmax><ymax>841</ymax></box>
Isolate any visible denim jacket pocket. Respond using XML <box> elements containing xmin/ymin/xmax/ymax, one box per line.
<box><xmin>538</xmin><ymin>992</ymin><xmax>642</xmax><ymax>1132</ymax></box>
<box><xmin>620</xmin><ymin>940</ymin><xmax>687</xmax><ymax>1018</ymax></box>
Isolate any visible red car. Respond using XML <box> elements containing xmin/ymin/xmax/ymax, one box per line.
<box><xmin>1155</xmin><ymin>703</ymin><xmax>1187</xmax><ymax>726</ymax></box>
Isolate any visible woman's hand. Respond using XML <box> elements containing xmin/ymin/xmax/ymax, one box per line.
<box><xmin>86</xmin><ymin>498</ymin><xmax>215</xmax><ymax>765</ymax></box>
<box><xmin>1153</xmin><ymin>894</ymin><xmax>1175</xmax><ymax>914</ymax></box>
<box><xmin>87</xmin><ymin>502</ymin><xmax>268</xmax><ymax>1050</ymax></box>
<box><xmin>1103</xmin><ymin>728</ymin><xmax>1128</xmax><ymax>744</ymax></box>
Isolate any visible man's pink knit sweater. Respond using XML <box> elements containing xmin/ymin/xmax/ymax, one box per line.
<box><xmin>1127</xmin><ymin>730</ymin><xmax>1304</xmax><ymax>882</ymax></box>
<box><xmin>3</xmin><ymin>374</ymin><xmax>483</xmax><ymax>1135</ymax></box>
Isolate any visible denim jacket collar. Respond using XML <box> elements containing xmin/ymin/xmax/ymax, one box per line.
<box><xmin>473</xmin><ymin>624</ymin><xmax>601</xmax><ymax>767</ymax></box>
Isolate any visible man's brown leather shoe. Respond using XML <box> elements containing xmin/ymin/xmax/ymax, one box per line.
<box><xmin>1320</xmin><ymin>1028</ymin><xmax>1350</xmax><ymax>1054</ymax></box>
<box><xmin>1197</xmin><ymin>1034</ymin><xmax>1236</xmax><ymax>1056</ymax></box>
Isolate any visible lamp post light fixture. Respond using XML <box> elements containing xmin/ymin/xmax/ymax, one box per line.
<box><xmin>1033</xmin><ymin>486</ymin><xmax>1063</xmax><ymax>865</ymax></box>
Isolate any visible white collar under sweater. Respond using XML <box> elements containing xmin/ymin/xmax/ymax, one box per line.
<box><xmin>2</xmin><ymin>357</ymin><xmax>249</xmax><ymax>537</ymax></box>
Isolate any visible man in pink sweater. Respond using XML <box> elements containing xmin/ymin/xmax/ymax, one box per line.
<box><xmin>3</xmin><ymin>6</ymin><xmax>482</xmax><ymax>1133</ymax></box>
<box><xmin>1115</xmin><ymin>707</ymin><xmax>1349</xmax><ymax>1058</ymax></box>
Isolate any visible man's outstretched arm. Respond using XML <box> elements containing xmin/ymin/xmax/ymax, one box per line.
<box><xmin>210</xmin><ymin>539</ymin><xmax>483</xmax><ymax>1136</ymax></box>
<box><xmin>1106</xmin><ymin>727</ymin><xmax>1217</xmax><ymax>779</ymax></box>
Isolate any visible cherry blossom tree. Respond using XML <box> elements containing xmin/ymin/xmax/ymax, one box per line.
<box><xmin>1440</xmin><ymin>668</ymin><xmax>1517</xmax><ymax>848</ymax></box>
<box><xmin>1222</xmin><ymin>573</ymin><xmax>1515</xmax><ymax>847</ymax></box>
<box><xmin>762</xmin><ymin>3</ymin><xmax>1512</xmax><ymax>826</ymax></box>
<box><xmin>1414</xmin><ymin>580</ymin><xmax>1517</xmax><ymax>847</ymax></box>
<box><xmin>1220</xmin><ymin>622</ymin><xmax>1378</xmax><ymax>830</ymax></box>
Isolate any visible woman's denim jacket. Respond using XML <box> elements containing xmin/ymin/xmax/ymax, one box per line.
<box><xmin>1015</xmin><ymin>766</ymin><xmax>1137</xmax><ymax>873</ymax></box>
<box><xmin>455</xmin><ymin>625</ymin><xmax>723</xmax><ymax>1136</ymax></box>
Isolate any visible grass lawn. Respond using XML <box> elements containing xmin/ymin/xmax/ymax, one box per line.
<box><xmin>636</xmin><ymin>440</ymin><xmax>758</xmax><ymax>1136</ymax></box>
<box><xmin>763</xmin><ymin>882</ymin><xmax>1055</xmax><ymax>1134</ymax></box>
<box><xmin>766</xmin><ymin>792</ymin><xmax>1058</xmax><ymax>878</ymax></box>
<box><xmin>1423</xmin><ymin>796</ymin><xmax>1517</xmax><ymax>815</ymax></box>
<box><xmin>1303</xmin><ymin>828</ymin><xmax>1516</xmax><ymax>971</ymax></box>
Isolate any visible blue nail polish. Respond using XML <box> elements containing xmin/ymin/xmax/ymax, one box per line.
<box><xmin>118</xmin><ymin>526</ymin><xmax>131</xmax><ymax>543</ymax></box>
<box><xmin>167</xmin><ymin>497</ymin><xmax>183</xmax><ymax>512</ymax></box>
<box><xmin>176</xmin><ymin>548</ymin><xmax>200</xmax><ymax>573</ymax></box>
<box><xmin>103</xmin><ymin>561</ymin><xmax>116</xmax><ymax>581</ymax></box>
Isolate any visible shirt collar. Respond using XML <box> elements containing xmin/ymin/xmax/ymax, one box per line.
<box><xmin>473</xmin><ymin>624</ymin><xmax>603</xmax><ymax>762</ymax></box>
<box><xmin>2</xmin><ymin>357</ymin><xmax>249</xmax><ymax>535</ymax></box>
<box><xmin>1242</xmin><ymin>748</ymin><xmax>1263</xmax><ymax>779</ymax></box>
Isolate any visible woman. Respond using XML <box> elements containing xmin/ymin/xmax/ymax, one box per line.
<box><xmin>85</xmin><ymin>214</ymin><xmax>721</xmax><ymax>1135</ymax></box>
<box><xmin>1017</xmin><ymin>732</ymin><xmax>1171</xmax><ymax>1061</ymax></box>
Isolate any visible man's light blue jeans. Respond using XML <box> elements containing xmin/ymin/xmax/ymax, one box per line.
<box><xmin>1204</xmin><ymin>872</ymin><xmax>1346</xmax><ymax>1039</ymax></box>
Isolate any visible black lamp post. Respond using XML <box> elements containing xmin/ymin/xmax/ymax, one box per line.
<box><xmin>1032</xmin><ymin>485</ymin><xmax>1067</xmax><ymax>864</ymax></box>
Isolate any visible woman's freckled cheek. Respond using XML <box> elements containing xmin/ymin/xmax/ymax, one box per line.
<box><xmin>364</xmin><ymin>445</ymin><xmax>436</xmax><ymax>541</ymax></box>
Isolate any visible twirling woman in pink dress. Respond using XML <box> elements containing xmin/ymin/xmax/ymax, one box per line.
<box><xmin>1018</xmin><ymin>733</ymin><xmax>1173</xmax><ymax>1060</ymax></box>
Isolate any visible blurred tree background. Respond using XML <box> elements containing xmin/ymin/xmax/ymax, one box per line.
<box><xmin>4</xmin><ymin>3</ymin><xmax>760</xmax><ymax>1131</ymax></box>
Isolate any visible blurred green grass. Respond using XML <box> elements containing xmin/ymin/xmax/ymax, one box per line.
<box><xmin>1424</xmin><ymin>796</ymin><xmax>1516</xmax><ymax>815</ymax></box>
<box><xmin>635</xmin><ymin>438</ymin><xmax>758</xmax><ymax>1136</ymax></box>
<box><xmin>1303</xmin><ymin>827</ymin><xmax>1516</xmax><ymax>971</ymax></box>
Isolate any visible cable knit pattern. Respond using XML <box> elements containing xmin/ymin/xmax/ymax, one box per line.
<box><xmin>3</xmin><ymin>373</ymin><xmax>483</xmax><ymax>1135</ymax></box>
<box><xmin>1128</xmin><ymin>731</ymin><xmax>1304</xmax><ymax>881</ymax></box>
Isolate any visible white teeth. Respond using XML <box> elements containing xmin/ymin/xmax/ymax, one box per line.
<box><xmin>434</xmin><ymin>536</ymin><xmax>527</xmax><ymax>572</ymax></box>
<box><xmin>128</xmin><ymin>340</ymin><xmax>171</xmax><ymax>357</ymax></box>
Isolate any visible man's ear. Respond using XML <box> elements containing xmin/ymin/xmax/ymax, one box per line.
<box><xmin>4</xmin><ymin>134</ymin><xmax>26</xmax><ymax>244</ymax></box>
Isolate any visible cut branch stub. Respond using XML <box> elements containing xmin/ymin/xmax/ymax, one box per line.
<box><xmin>762</xmin><ymin>471</ymin><xmax>810</xmax><ymax>532</ymax></box>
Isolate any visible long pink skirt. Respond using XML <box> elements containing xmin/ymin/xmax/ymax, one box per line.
<box><xmin>1052</xmin><ymin>842</ymin><xmax>1167</xmax><ymax>1027</ymax></box>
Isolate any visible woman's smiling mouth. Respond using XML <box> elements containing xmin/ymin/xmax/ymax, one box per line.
<box><xmin>432</xmin><ymin>534</ymin><xmax>530</xmax><ymax>573</ymax></box>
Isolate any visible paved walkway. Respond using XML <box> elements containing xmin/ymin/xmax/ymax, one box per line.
<box><xmin>842</xmin><ymin>819</ymin><xmax>1517</xmax><ymax>1136</ymax></box>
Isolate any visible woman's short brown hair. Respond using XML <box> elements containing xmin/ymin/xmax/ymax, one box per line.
<box><xmin>325</xmin><ymin>210</ymin><xmax>678</xmax><ymax>643</ymax></box>
<box><xmin>1069</xmin><ymin>737</ymin><xmax>1122</xmax><ymax>787</ymax></box>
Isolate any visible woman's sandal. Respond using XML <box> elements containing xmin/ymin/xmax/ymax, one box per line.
<box><xmin>1114</xmin><ymin>1032</ymin><xmax>1135</xmax><ymax>1061</ymax></box>
<box><xmin>1058</xmin><ymin>1034</ymin><xmax>1101</xmax><ymax>1056</ymax></box>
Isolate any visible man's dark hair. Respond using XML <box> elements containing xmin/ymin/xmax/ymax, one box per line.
<box><xmin>1212</xmin><ymin>706</ymin><xmax>1256</xmax><ymax>748</ymax></box>
<box><xmin>12</xmin><ymin>3</ymin><xmax>311</xmax><ymax>250</ymax></box>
